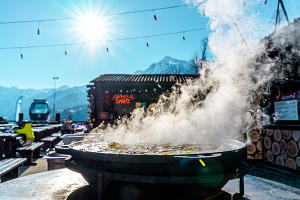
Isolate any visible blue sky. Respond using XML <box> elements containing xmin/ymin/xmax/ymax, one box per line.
<box><xmin>0</xmin><ymin>0</ymin><xmax>299</xmax><ymax>89</ymax></box>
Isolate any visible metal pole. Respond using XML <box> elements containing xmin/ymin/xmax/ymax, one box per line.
<box><xmin>233</xmin><ymin>23</ymin><xmax>247</xmax><ymax>45</ymax></box>
<box><xmin>53</xmin><ymin>77</ymin><xmax>59</xmax><ymax>121</ymax></box>
<box><xmin>274</xmin><ymin>0</ymin><xmax>280</xmax><ymax>31</ymax></box>
<box><xmin>279</xmin><ymin>0</ymin><xmax>289</xmax><ymax>24</ymax></box>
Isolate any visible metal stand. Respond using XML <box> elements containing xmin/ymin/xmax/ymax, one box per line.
<box><xmin>96</xmin><ymin>172</ymin><xmax>246</xmax><ymax>200</ymax></box>
<box><xmin>66</xmin><ymin>160</ymin><xmax>249</xmax><ymax>200</ymax></box>
<box><xmin>97</xmin><ymin>173</ymin><xmax>103</xmax><ymax>200</ymax></box>
<box><xmin>232</xmin><ymin>176</ymin><xmax>245</xmax><ymax>200</ymax></box>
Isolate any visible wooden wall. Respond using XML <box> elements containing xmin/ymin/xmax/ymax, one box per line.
<box><xmin>263</xmin><ymin>128</ymin><xmax>300</xmax><ymax>171</ymax></box>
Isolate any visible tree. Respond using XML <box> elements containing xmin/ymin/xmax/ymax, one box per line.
<box><xmin>190</xmin><ymin>37</ymin><xmax>208</xmax><ymax>75</ymax></box>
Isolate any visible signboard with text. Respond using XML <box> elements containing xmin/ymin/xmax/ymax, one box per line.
<box><xmin>274</xmin><ymin>92</ymin><xmax>298</xmax><ymax>121</ymax></box>
<box><xmin>112</xmin><ymin>94</ymin><xmax>134</xmax><ymax>104</ymax></box>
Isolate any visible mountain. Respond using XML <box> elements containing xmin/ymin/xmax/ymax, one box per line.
<box><xmin>0</xmin><ymin>56</ymin><xmax>197</xmax><ymax>121</ymax></box>
<box><xmin>0</xmin><ymin>85</ymin><xmax>88</xmax><ymax>121</ymax></box>
<box><xmin>135</xmin><ymin>56</ymin><xmax>197</xmax><ymax>74</ymax></box>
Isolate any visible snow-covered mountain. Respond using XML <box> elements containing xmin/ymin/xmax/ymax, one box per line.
<box><xmin>135</xmin><ymin>56</ymin><xmax>197</xmax><ymax>74</ymax></box>
<box><xmin>0</xmin><ymin>85</ymin><xmax>88</xmax><ymax>121</ymax></box>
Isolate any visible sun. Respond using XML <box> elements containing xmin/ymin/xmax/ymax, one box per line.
<box><xmin>78</xmin><ymin>14</ymin><xmax>106</xmax><ymax>43</ymax></box>
<box><xmin>73</xmin><ymin>9</ymin><xmax>112</xmax><ymax>49</ymax></box>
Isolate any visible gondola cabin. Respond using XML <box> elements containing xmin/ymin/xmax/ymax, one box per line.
<box><xmin>29</xmin><ymin>99</ymin><xmax>50</xmax><ymax>121</ymax></box>
<box><xmin>87</xmin><ymin>74</ymin><xmax>199</xmax><ymax>127</ymax></box>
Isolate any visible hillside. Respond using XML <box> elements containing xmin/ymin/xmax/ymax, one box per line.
<box><xmin>0</xmin><ymin>85</ymin><xmax>88</xmax><ymax>121</ymax></box>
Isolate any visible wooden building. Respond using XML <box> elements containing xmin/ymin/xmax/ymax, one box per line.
<box><xmin>247</xmin><ymin>18</ymin><xmax>300</xmax><ymax>172</ymax></box>
<box><xmin>87</xmin><ymin>74</ymin><xmax>199</xmax><ymax>127</ymax></box>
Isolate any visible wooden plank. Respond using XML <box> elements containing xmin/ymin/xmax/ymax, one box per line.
<box><xmin>0</xmin><ymin>158</ymin><xmax>27</xmax><ymax>176</ymax></box>
<box><xmin>41</xmin><ymin>136</ymin><xmax>57</xmax><ymax>142</ymax></box>
<box><xmin>51</xmin><ymin>133</ymin><xmax>62</xmax><ymax>137</ymax></box>
<box><xmin>17</xmin><ymin>142</ymin><xmax>44</xmax><ymax>151</ymax></box>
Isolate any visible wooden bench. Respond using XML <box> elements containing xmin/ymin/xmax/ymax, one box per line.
<box><xmin>32</xmin><ymin>128</ymin><xmax>47</xmax><ymax>142</ymax></box>
<box><xmin>51</xmin><ymin>132</ymin><xmax>62</xmax><ymax>137</ymax></box>
<box><xmin>51</xmin><ymin>133</ymin><xmax>62</xmax><ymax>143</ymax></box>
<box><xmin>17</xmin><ymin>142</ymin><xmax>44</xmax><ymax>165</ymax></box>
<box><xmin>0</xmin><ymin>158</ymin><xmax>27</xmax><ymax>182</ymax></box>
<box><xmin>41</xmin><ymin>136</ymin><xmax>58</xmax><ymax>150</ymax></box>
<box><xmin>49</xmin><ymin>124</ymin><xmax>63</xmax><ymax>133</ymax></box>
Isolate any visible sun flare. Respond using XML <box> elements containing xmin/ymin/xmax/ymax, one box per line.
<box><xmin>78</xmin><ymin>14</ymin><xmax>104</xmax><ymax>41</ymax></box>
<box><xmin>74</xmin><ymin>10</ymin><xmax>112</xmax><ymax>48</ymax></box>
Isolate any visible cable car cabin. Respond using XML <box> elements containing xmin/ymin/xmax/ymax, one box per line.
<box><xmin>29</xmin><ymin>99</ymin><xmax>50</xmax><ymax>121</ymax></box>
<box><xmin>87</xmin><ymin>74</ymin><xmax>199</xmax><ymax>127</ymax></box>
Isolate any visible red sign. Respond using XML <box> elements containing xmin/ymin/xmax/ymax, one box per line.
<box><xmin>112</xmin><ymin>94</ymin><xmax>134</xmax><ymax>104</ymax></box>
<box><xmin>274</xmin><ymin>92</ymin><xmax>297</xmax><ymax>102</ymax></box>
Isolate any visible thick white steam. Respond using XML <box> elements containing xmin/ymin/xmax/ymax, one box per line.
<box><xmin>88</xmin><ymin>0</ymin><xmax>291</xmax><ymax>147</ymax></box>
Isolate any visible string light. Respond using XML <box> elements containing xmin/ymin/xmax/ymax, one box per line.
<box><xmin>37</xmin><ymin>21</ymin><xmax>41</xmax><ymax>35</ymax></box>
<box><xmin>19</xmin><ymin>48</ymin><xmax>23</xmax><ymax>59</ymax></box>
<box><xmin>145</xmin><ymin>38</ymin><xmax>150</xmax><ymax>47</ymax></box>
<box><xmin>0</xmin><ymin>26</ymin><xmax>218</xmax><ymax>51</ymax></box>
<box><xmin>152</xmin><ymin>10</ymin><xmax>158</xmax><ymax>21</ymax></box>
<box><xmin>0</xmin><ymin>4</ymin><xmax>193</xmax><ymax>25</ymax></box>
<box><xmin>64</xmin><ymin>45</ymin><xmax>67</xmax><ymax>56</ymax></box>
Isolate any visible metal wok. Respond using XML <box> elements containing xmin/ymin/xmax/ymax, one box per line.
<box><xmin>56</xmin><ymin>139</ymin><xmax>247</xmax><ymax>196</ymax></box>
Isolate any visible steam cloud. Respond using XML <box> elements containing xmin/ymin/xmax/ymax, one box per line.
<box><xmin>89</xmin><ymin>0</ymin><xmax>297</xmax><ymax>147</ymax></box>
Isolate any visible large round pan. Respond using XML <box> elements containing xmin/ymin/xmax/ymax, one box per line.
<box><xmin>56</xmin><ymin>140</ymin><xmax>246</xmax><ymax>176</ymax></box>
<box><xmin>56</xmin><ymin>140</ymin><xmax>247</xmax><ymax>196</ymax></box>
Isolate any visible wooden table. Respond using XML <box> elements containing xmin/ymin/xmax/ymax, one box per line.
<box><xmin>0</xmin><ymin>133</ymin><xmax>20</xmax><ymax>158</ymax></box>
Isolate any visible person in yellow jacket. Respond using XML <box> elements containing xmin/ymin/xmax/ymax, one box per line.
<box><xmin>16</xmin><ymin>122</ymin><xmax>35</xmax><ymax>145</ymax></box>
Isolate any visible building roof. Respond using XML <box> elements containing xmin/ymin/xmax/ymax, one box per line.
<box><xmin>91</xmin><ymin>74</ymin><xmax>199</xmax><ymax>83</ymax></box>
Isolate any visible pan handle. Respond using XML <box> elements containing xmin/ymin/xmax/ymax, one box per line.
<box><xmin>55</xmin><ymin>146</ymin><xmax>71</xmax><ymax>155</ymax></box>
<box><xmin>174</xmin><ymin>153</ymin><xmax>222</xmax><ymax>159</ymax></box>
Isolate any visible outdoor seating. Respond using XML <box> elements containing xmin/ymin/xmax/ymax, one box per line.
<box><xmin>16</xmin><ymin>142</ymin><xmax>44</xmax><ymax>165</ymax></box>
<box><xmin>0</xmin><ymin>133</ymin><xmax>21</xmax><ymax>158</ymax></box>
<box><xmin>0</xmin><ymin>158</ymin><xmax>27</xmax><ymax>182</ymax></box>
<box><xmin>41</xmin><ymin>136</ymin><xmax>58</xmax><ymax>150</ymax></box>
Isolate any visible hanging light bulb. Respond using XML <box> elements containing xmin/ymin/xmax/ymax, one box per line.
<box><xmin>37</xmin><ymin>21</ymin><xmax>41</xmax><ymax>35</ymax></box>
<box><xmin>106</xmin><ymin>47</ymin><xmax>109</xmax><ymax>52</ymax></box>
<box><xmin>182</xmin><ymin>36</ymin><xmax>186</xmax><ymax>41</ymax></box>
<box><xmin>19</xmin><ymin>48</ymin><xmax>23</xmax><ymax>59</ymax></box>
<box><xmin>153</xmin><ymin>10</ymin><xmax>157</xmax><ymax>21</ymax></box>
<box><xmin>64</xmin><ymin>45</ymin><xmax>67</xmax><ymax>56</ymax></box>
<box><xmin>145</xmin><ymin>37</ymin><xmax>150</xmax><ymax>47</ymax></box>
<box><xmin>264</xmin><ymin>0</ymin><xmax>267</xmax><ymax>4</ymax></box>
